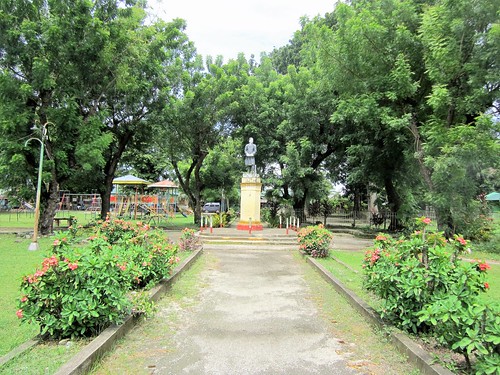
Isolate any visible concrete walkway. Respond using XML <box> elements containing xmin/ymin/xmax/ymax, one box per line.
<box><xmin>149</xmin><ymin>246</ymin><xmax>359</xmax><ymax>374</ymax></box>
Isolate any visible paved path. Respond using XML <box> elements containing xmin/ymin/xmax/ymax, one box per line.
<box><xmin>151</xmin><ymin>247</ymin><xmax>358</xmax><ymax>375</ymax></box>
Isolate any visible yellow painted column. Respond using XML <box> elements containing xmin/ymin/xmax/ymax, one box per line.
<box><xmin>237</xmin><ymin>175</ymin><xmax>263</xmax><ymax>230</ymax></box>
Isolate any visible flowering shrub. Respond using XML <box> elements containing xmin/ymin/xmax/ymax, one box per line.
<box><xmin>297</xmin><ymin>224</ymin><xmax>333</xmax><ymax>258</ymax></box>
<box><xmin>17</xmin><ymin>219</ymin><xmax>179</xmax><ymax>339</ymax></box>
<box><xmin>178</xmin><ymin>228</ymin><xmax>201</xmax><ymax>252</ymax></box>
<box><xmin>18</xmin><ymin>237</ymin><xmax>131</xmax><ymax>338</ymax></box>
<box><xmin>363</xmin><ymin>217</ymin><xmax>499</xmax><ymax>373</ymax></box>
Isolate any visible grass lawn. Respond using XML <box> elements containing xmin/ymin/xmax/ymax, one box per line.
<box><xmin>0</xmin><ymin>211</ymin><xmax>197</xmax><ymax>230</ymax></box>
<box><xmin>0</xmin><ymin>216</ymin><xmax>193</xmax><ymax>361</ymax></box>
<box><xmin>323</xmin><ymin>249</ymin><xmax>500</xmax><ymax>306</ymax></box>
<box><xmin>0</xmin><ymin>235</ymin><xmax>51</xmax><ymax>356</ymax></box>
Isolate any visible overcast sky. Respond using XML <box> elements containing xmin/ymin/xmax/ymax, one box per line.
<box><xmin>147</xmin><ymin>0</ymin><xmax>337</xmax><ymax>61</ymax></box>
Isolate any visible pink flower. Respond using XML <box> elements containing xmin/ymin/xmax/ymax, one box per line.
<box><xmin>117</xmin><ymin>263</ymin><xmax>127</xmax><ymax>271</ymax></box>
<box><xmin>53</xmin><ymin>239</ymin><xmax>60</xmax><ymax>246</ymax></box>
<box><xmin>478</xmin><ymin>262</ymin><xmax>491</xmax><ymax>272</ymax></box>
<box><xmin>422</xmin><ymin>217</ymin><xmax>431</xmax><ymax>225</ymax></box>
<box><xmin>484</xmin><ymin>282</ymin><xmax>490</xmax><ymax>289</ymax></box>
<box><xmin>21</xmin><ymin>296</ymin><xmax>28</xmax><ymax>303</ymax></box>
<box><xmin>68</xmin><ymin>263</ymin><xmax>78</xmax><ymax>271</ymax></box>
<box><xmin>375</xmin><ymin>235</ymin><xmax>387</xmax><ymax>241</ymax></box>
<box><xmin>16</xmin><ymin>309</ymin><xmax>23</xmax><ymax>319</ymax></box>
<box><xmin>457</xmin><ymin>237</ymin><xmax>467</xmax><ymax>246</ymax></box>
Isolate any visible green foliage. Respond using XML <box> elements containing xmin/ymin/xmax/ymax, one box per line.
<box><xmin>297</xmin><ymin>224</ymin><xmax>333</xmax><ymax>258</ymax></box>
<box><xmin>210</xmin><ymin>209</ymin><xmax>235</xmax><ymax>228</ymax></box>
<box><xmin>17</xmin><ymin>218</ymin><xmax>178</xmax><ymax>339</ymax></box>
<box><xmin>363</xmin><ymin>217</ymin><xmax>499</xmax><ymax>373</ymax></box>
<box><xmin>178</xmin><ymin>227</ymin><xmax>202</xmax><ymax>252</ymax></box>
<box><xmin>261</xmin><ymin>208</ymin><xmax>280</xmax><ymax>227</ymax></box>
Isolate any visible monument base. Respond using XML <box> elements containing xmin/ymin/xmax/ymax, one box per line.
<box><xmin>236</xmin><ymin>221</ymin><xmax>263</xmax><ymax>231</ymax></box>
<box><xmin>237</xmin><ymin>174</ymin><xmax>262</xmax><ymax>231</ymax></box>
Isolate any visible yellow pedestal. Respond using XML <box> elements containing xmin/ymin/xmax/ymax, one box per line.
<box><xmin>237</xmin><ymin>175</ymin><xmax>263</xmax><ymax>230</ymax></box>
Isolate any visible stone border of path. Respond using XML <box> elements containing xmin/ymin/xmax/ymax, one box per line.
<box><xmin>303</xmin><ymin>253</ymin><xmax>454</xmax><ymax>375</ymax></box>
<box><xmin>0</xmin><ymin>247</ymin><xmax>202</xmax><ymax>375</ymax></box>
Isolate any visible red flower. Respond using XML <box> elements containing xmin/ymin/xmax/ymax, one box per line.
<box><xmin>117</xmin><ymin>263</ymin><xmax>127</xmax><ymax>271</ymax></box>
<box><xmin>484</xmin><ymin>282</ymin><xmax>490</xmax><ymax>289</ymax></box>
<box><xmin>68</xmin><ymin>263</ymin><xmax>78</xmax><ymax>271</ymax></box>
<box><xmin>456</xmin><ymin>237</ymin><xmax>467</xmax><ymax>246</ymax></box>
<box><xmin>375</xmin><ymin>235</ymin><xmax>387</xmax><ymax>241</ymax></box>
<box><xmin>422</xmin><ymin>217</ymin><xmax>431</xmax><ymax>225</ymax></box>
<box><xmin>16</xmin><ymin>309</ymin><xmax>23</xmax><ymax>319</ymax></box>
<box><xmin>478</xmin><ymin>262</ymin><xmax>491</xmax><ymax>272</ymax></box>
<box><xmin>20</xmin><ymin>296</ymin><xmax>28</xmax><ymax>303</ymax></box>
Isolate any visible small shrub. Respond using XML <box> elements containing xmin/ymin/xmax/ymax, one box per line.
<box><xmin>210</xmin><ymin>210</ymin><xmax>231</xmax><ymax>228</ymax></box>
<box><xmin>178</xmin><ymin>228</ymin><xmax>201</xmax><ymax>252</ymax></box>
<box><xmin>18</xmin><ymin>237</ymin><xmax>131</xmax><ymax>339</ymax></box>
<box><xmin>17</xmin><ymin>219</ymin><xmax>179</xmax><ymax>339</ymax></box>
<box><xmin>363</xmin><ymin>217</ymin><xmax>499</xmax><ymax>373</ymax></box>
<box><xmin>297</xmin><ymin>224</ymin><xmax>333</xmax><ymax>258</ymax></box>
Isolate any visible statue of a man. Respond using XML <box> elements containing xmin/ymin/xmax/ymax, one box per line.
<box><xmin>244</xmin><ymin>137</ymin><xmax>257</xmax><ymax>174</ymax></box>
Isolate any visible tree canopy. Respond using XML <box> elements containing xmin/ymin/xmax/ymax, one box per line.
<box><xmin>0</xmin><ymin>0</ymin><xmax>498</xmax><ymax>237</ymax></box>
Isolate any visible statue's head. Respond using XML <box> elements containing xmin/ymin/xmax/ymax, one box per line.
<box><xmin>249</xmin><ymin>137</ymin><xmax>253</xmax><ymax>143</ymax></box>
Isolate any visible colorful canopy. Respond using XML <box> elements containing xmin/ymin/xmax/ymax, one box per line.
<box><xmin>147</xmin><ymin>180</ymin><xmax>178</xmax><ymax>189</ymax></box>
<box><xmin>112</xmin><ymin>174</ymin><xmax>150</xmax><ymax>185</ymax></box>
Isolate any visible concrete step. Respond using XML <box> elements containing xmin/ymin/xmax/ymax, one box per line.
<box><xmin>198</xmin><ymin>228</ymin><xmax>298</xmax><ymax>248</ymax></box>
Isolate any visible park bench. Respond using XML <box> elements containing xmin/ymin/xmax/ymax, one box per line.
<box><xmin>53</xmin><ymin>217</ymin><xmax>74</xmax><ymax>228</ymax></box>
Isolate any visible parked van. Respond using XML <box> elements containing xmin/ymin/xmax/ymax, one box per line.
<box><xmin>202</xmin><ymin>202</ymin><xmax>220</xmax><ymax>213</ymax></box>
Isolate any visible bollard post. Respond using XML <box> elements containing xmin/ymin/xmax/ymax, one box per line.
<box><xmin>200</xmin><ymin>215</ymin><xmax>204</xmax><ymax>232</ymax></box>
<box><xmin>210</xmin><ymin>215</ymin><xmax>213</xmax><ymax>233</ymax></box>
<box><xmin>286</xmin><ymin>217</ymin><xmax>289</xmax><ymax>235</ymax></box>
<box><xmin>297</xmin><ymin>217</ymin><xmax>300</xmax><ymax>230</ymax></box>
<box><xmin>279</xmin><ymin>216</ymin><xmax>282</xmax><ymax>229</ymax></box>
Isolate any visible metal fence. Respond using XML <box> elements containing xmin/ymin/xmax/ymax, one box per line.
<box><xmin>302</xmin><ymin>209</ymin><xmax>437</xmax><ymax>229</ymax></box>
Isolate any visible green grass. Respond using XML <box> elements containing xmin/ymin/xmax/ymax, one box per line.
<box><xmin>0</xmin><ymin>211</ymin><xmax>197</xmax><ymax>230</ymax></box>
<box><xmin>0</xmin><ymin>339</ymin><xmax>90</xmax><ymax>375</ymax></box>
<box><xmin>0</xmin><ymin>217</ymin><xmax>192</xmax><ymax>362</ymax></box>
<box><xmin>0</xmin><ymin>235</ymin><xmax>53</xmax><ymax>356</ymax></box>
<box><xmin>324</xmin><ymin>249</ymin><xmax>500</xmax><ymax>306</ymax></box>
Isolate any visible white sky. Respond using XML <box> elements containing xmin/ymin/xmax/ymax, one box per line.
<box><xmin>147</xmin><ymin>0</ymin><xmax>338</xmax><ymax>61</ymax></box>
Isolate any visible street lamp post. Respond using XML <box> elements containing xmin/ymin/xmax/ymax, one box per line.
<box><xmin>25</xmin><ymin>123</ymin><xmax>48</xmax><ymax>251</ymax></box>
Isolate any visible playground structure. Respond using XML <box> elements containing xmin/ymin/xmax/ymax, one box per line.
<box><xmin>54</xmin><ymin>177</ymin><xmax>183</xmax><ymax>223</ymax></box>
<box><xmin>56</xmin><ymin>189</ymin><xmax>182</xmax><ymax>224</ymax></box>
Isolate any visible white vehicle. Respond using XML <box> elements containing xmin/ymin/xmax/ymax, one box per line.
<box><xmin>202</xmin><ymin>202</ymin><xmax>220</xmax><ymax>213</ymax></box>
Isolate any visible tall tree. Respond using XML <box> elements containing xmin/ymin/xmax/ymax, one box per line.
<box><xmin>0</xmin><ymin>0</ymin><xmax>193</xmax><ymax>232</ymax></box>
<box><xmin>306</xmin><ymin>0</ymin><xmax>499</xmax><ymax>233</ymax></box>
<box><xmin>159</xmin><ymin>55</ymin><xmax>233</xmax><ymax>224</ymax></box>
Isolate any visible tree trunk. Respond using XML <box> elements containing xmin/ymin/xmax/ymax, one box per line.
<box><xmin>100</xmin><ymin>173</ymin><xmax>115</xmax><ymax>219</ymax></box>
<box><xmin>172</xmin><ymin>151</ymin><xmax>207</xmax><ymax>226</ymax></box>
<box><xmin>99</xmin><ymin>130</ymin><xmax>133</xmax><ymax>219</ymax></box>
<box><xmin>409</xmin><ymin>119</ymin><xmax>433</xmax><ymax>191</ymax></box>
<box><xmin>409</xmin><ymin>118</ymin><xmax>455</xmax><ymax>234</ymax></box>
<box><xmin>40</xmin><ymin>175</ymin><xmax>59</xmax><ymax>235</ymax></box>
<box><xmin>384</xmin><ymin>175</ymin><xmax>401</xmax><ymax>231</ymax></box>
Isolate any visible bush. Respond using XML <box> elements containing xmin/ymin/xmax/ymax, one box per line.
<box><xmin>363</xmin><ymin>217</ymin><xmax>499</xmax><ymax>373</ymax></box>
<box><xmin>17</xmin><ymin>218</ymin><xmax>179</xmax><ymax>339</ymax></box>
<box><xmin>178</xmin><ymin>228</ymin><xmax>202</xmax><ymax>252</ymax></box>
<box><xmin>210</xmin><ymin>209</ymin><xmax>235</xmax><ymax>228</ymax></box>
<box><xmin>297</xmin><ymin>224</ymin><xmax>333</xmax><ymax>258</ymax></box>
